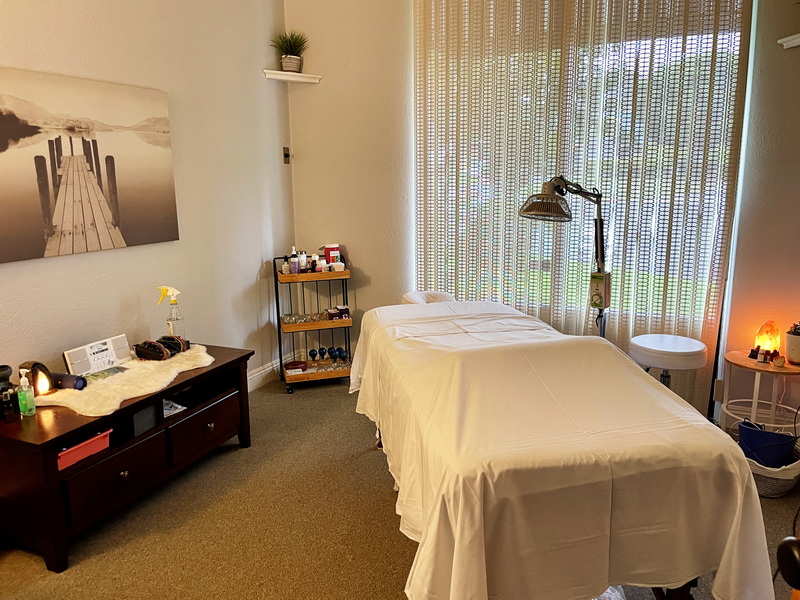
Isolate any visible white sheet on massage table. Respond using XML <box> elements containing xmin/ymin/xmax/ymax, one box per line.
<box><xmin>350</xmin><ymin>301</ymin><xmax>772</xmax><ymax>600</ymax></box>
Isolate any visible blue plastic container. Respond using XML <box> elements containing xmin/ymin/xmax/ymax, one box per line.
<box><xmin>738</xmin><ymin>420</ymin><xmax>796</xmax><ymax>468</ymax></box>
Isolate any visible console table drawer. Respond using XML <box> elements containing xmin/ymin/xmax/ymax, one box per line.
<box><xmin>65</xmin><ymin>431</ymin><xmax>168</xmax><ymax>529</ymax></box>
<box><xmin>169</xmin><ymin>390</ymin><xmax>239</xmax><ymax>467</ymax></box>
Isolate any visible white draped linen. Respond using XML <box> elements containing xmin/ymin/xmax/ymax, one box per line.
<box><xmin>350</xmin><ymin>301</ymin><xmax>772</xmax><ymax>600</ymax></box>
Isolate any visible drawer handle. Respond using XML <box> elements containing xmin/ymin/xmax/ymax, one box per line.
<box><xmin>119</xmin><ymin>470</ymin><xmax>130</xmax><ymax>480</ymax></box>
<box><xmin>206</xmin><ymin>422</ymin><xmax>215</xmax><ymax>432</ymax></box>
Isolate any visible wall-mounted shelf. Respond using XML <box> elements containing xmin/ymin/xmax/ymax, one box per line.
<box><xmin>778</xmin><ymin>33</ymin><xmax>800</xmax><ymax>49</ymax></box>
<box><xmin>263</xmin><ymin>69</ymin><xmax>322</xmax><ymax>84</ymax></box>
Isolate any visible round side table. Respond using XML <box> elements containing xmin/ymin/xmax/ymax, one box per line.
<box><xmin>722</xmin><ymin>350</ymin><xmax>800</xmax><ymax>433</ymax></box>
<box><xmin>629</xmin><ymin>334</ymin><xmax>708</xmax><ymax>389</ymax></box>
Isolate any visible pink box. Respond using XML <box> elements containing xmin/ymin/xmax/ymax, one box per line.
<box><xmin>57</xmin><ymin>429</ymin><xmax>112</xmax><ymax>470</ymax></box>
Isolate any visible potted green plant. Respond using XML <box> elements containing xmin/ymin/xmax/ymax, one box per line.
<box><xmin>787</xmin><ymin>322</ymin><xmax>800</xmax><ymax>365</ymax></box>
<box><xmin>270</xmin><ymin>30</ymin><xmax>309</xmax><ymax>73</ymax></box>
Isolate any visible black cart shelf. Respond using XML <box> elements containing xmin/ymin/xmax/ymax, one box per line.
<box><xmin>272</xmin><ymin>258</ymin><xmax>352</xmax><ymax>393</ymax></box>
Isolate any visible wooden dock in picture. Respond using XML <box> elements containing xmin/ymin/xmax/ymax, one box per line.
<box><xmin>43</xmin><ymin>154</ymin><xmax>126</xmax><ymax>257</ymax></box>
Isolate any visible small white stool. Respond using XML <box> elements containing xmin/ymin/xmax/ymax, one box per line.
<box><xmin>629</xmin><ymin>334</ymin><xmax>708</xmax><ymax>389</ymax></box>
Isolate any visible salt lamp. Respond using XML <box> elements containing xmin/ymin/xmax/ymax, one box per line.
<box><xmin>754</xmin><ymin>320</ymin><xmax>781</xmax><ymax>352</ymax></box>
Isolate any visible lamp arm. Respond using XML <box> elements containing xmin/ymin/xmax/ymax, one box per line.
<box><xmin>594</xmin><ymin>217</ymin><xmax>605</xmax><ymax>273</ymax></box>
<box><xmin>551</xmin><ymin>176</ymin><xmax>605</xmax><ymax>272</ymax></box>
<box><xmin>552</xmin><ymin>176</ymin><xmax>602</xmax><ymax>205</ymax></box>
<box><xmin>542</xmin><ymin>175</ymin><xmax>609</xmax><ymax>337</ymax></box>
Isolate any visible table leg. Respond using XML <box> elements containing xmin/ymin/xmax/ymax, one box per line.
<box><xmin>751</xmin><ymin>372</ymin><xmax>762</xmax><ymax>422</ymax></box>
<box><xmin>652</xmin><ymin>579</ymin><xmax>696</xmax><ymax>599</ymax></box>
<box><xmin>771</xmin><ymin>374</ymin><xmax>781</xmax><ymax>427</ymax></box>
<box><xmin>41</xmin><ymin>536</ymin><xmax>69</xmax><ymax>573</ymax></box>
<box><xmin>722</xmin><ymin>360</ymin><xmax>732</xmax><ymax>428</ymax></box>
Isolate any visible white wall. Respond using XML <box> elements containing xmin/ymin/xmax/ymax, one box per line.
<box><xmin>0</xmin><ymin>0</ymin><xmax>292</xmax><ymax>378</ymax></box>
<box><xmin>722</xmin><ymin>2</ymin><xmax>800</xmax><ymax>400</ymax></box>
<box><xmin>284</xmin><ymin>0</ymin><xmax>415</xmax><ymax>329</ymax></box>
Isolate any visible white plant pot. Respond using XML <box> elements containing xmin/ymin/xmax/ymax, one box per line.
<box><xmin>280</xmin><ymin>55</ymin><xmax>303</xmax><ymax>73</ymax></box>
<box><xmin>786</xmin><ymin>333</ymin><xmax>800</xmax><ymax>365</ymax></box>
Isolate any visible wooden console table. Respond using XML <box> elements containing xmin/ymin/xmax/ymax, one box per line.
<box><xmin>0</xmin><ymin>345</ymin><xmax>253</xmax><ymax>572</ymax></box>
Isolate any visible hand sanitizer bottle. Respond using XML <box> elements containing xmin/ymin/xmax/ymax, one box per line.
<box><xmin>17</xmin><ymin>369</ymin><xmax>35</xmax><ymax>417</ymax></box>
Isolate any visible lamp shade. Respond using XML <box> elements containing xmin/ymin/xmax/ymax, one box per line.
<box><xmin>518</xmin><ymin>181</ymin><xmax>572</xmax><ymax>222</ymax></box>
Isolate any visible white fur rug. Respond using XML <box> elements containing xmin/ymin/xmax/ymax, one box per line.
<box><xmin>35</xmin><ymin>345</ymin><xmax>215</xmax><ymax>417</ymax></box>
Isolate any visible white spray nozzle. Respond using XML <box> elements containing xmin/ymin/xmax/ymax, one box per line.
<box><xmin>158</xmin><ymin>286</ymin><xmax>181</xmax><ymax>305</ymax></box>
<box><xmin>19</xmin><ymin>368</ymin><xmax>30</xmax><ymax>385</ymax></box>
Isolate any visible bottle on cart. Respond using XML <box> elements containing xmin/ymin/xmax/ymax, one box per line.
<box><xmin>16</xmin><ymin>369</ymin><xmax>35</xmax><ymax>417</ymax></box>
<box><xmin>281</xmin><ymin>255</ymin><xmax>290</xmax><ymax>274</ymax></box>
<box><xmin>298</xmin><ymin>249</ymin><xmax>307</xmax><ymax>272</ymax></box>
<box><xmin>289</xmin><ymin>246</ymin><xmax>299</xmax><ymax>274</ymax></box>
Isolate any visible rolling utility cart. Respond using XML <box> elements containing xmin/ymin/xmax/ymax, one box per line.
<box><xmin>272</xmin><ymin>257</ymin><xmax>352</xmax><ymax>393</ymax></box>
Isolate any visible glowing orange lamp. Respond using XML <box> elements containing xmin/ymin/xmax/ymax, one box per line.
<box><xmin>754</xmin><ymin>320</ymin><xmax>781</xmax><ymax>352</ymax></box>
<box><xmin>18</xmin><ymin>361</ymin><xmax>53</xmax><ymax>396</ymax></box>
<box><xmin>749</xmin><ymin>320</ymin><xmax>782</xmax><ymax>363</ymax></box>
<box><xmin>34</xmin><ymin>369</ymin><xmax>53</xmax><ymax>395</ymax></box>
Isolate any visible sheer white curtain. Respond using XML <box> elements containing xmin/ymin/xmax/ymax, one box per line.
<box><xmin>414</xmin><ymin>0</ymin><xmax>751</xmax><ymax>411</ymax></box>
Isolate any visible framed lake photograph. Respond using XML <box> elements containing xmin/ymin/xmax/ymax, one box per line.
<box><xmin>0</xmin><ymin>67</ymin><xmax>179</xmax><ymax>264</ymax></box>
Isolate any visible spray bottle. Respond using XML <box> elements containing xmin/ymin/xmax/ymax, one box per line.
<box><xmin>157</xmin><ymin>286</ymin><xmax>185</xmax><ymax>339</ymax></box>
<box><xmin>16</xmin><ymin>368</ymin><xmax>35</xmax><ymax>417</ymax></box>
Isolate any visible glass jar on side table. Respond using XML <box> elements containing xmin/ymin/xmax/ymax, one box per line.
<box><xmin>721</xmin><ymin>350</ymin><xmax>800</xmax><ymax>436</ymax></box>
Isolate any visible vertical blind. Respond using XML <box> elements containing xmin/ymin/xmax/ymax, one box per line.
<box><xmin>413</xmin><ymin>0</ymin><xmax>750</xmax><ymax>411</ymax></box>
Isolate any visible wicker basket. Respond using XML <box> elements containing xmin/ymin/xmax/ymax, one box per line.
<box><xmin>747</xmin><ymin>441</ymin><xmax>800</xmax><ymax>498</ymax></box>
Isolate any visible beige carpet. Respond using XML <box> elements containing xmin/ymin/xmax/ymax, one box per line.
<box><xmin>0</xmin><ymin>378</ymin><xmax>797</xmax><ymax>599</ymax></box>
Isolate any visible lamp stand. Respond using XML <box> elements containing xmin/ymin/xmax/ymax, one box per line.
<box><xmin>520</xmin><ymin>176</ymin><xmax>611</xmax><ymax>338</ymax></box>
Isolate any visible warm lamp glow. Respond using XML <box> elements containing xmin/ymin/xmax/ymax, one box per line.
<box><xmin>754</xmin><ymin>320</ymin><xmax>781</xmax><ymax>352</ymax></box>
<box><xmin>20</xmin><ymin>361</ymin><xmax>54</xmax><ymax>397</ymax></box>
<box><xmin>35</xmin><ymin>370</ymin><xmax>52</xmax><ymax>395</ymax></box>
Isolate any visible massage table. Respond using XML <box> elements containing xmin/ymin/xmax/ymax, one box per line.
<box><xmin>350</xmin><ymin>301</ymin><xmax>772</xmax><ymax>600</ymax></box>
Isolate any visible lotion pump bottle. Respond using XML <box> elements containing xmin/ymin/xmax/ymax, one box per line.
<box><xmin>289</xmin><ymin>246</ymin><xmax>300</xmax><ymax>274</ymax></box>
<box><xmin>17</xmin><ymin>369</ymin><xmax>35</xmax><ymax>417</ymax></box>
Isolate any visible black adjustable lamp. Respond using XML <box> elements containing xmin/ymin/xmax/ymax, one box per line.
<box><xmin>519</xmin><ymin>175</ymin><xmax>610</xmax><ymax>337</ymax></box>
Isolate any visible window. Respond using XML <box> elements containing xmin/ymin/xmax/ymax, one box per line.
<box><xmin>414</xmin><ymin>0</ymin><xmax>750</xmax><ymax>410</ymax></box>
